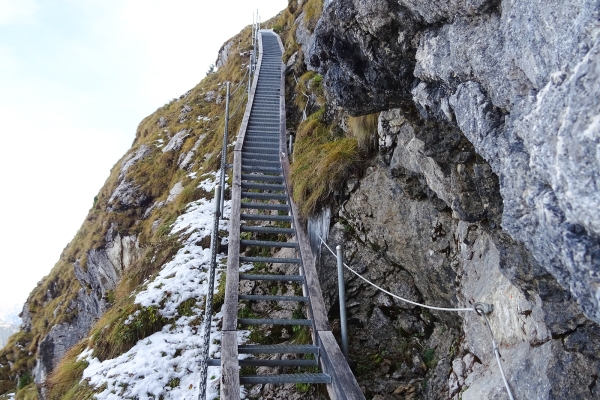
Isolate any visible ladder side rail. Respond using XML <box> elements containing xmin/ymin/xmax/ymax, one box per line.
<box><xmin>274</xmin><ymin>31</ymin><xmax>366</xmax><ymax>400</ymax></box>
<box><xmin>221</xmin><ymin>29</ymin><xmax>267</xmax><ymax>400</ymax></box>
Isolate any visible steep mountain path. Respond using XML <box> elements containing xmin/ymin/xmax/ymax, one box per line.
<box><xmin>217</xmin><ymin>30</ymin><xmax>365</xmax><ymax>400</ymax></box>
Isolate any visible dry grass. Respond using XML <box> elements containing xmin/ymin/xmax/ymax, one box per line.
<box><xmin>0</xmin><ymin>14</ymin><xmax>257</xmax><ymax>397</ymax></box>
<box><xmin>291</xmin><ymin>110</ymin><xmax>360</xmax><ymax>216</ymax></box>
<box><xmin>347</xmin><ymin>113</ymin><xmax>380</xmax><ymax>153</ymax></box>
<box><xmin>303</xmin><ymin>0</ymin><xmax>324</xmax><ymax>32</ymax></box>
<box><xmin>45</xmin><ymin>342</ymin><xmax>93</xmax><ymax>400</ymax></box>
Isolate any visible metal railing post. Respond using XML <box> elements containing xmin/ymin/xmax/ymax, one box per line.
<box><xmin>288</xmin><ymin>134</ymin><xmax>294</xmax><ymax>157</ymax></box>
<box><xmin>197</xmin><ymin>184</ymin><xmax>222</xmax><ymax>400</ymax></box>
<box><xmin>336</xmin><ymin>244</ymin><xmax>350</xmax><ymax>361</ymax></box>
<box><xmin>219</xmin><ymin>82</ymin><xmax>230</xmax><ymax>216</ymax></box>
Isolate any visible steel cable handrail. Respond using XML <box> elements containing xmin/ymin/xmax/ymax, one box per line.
<box><xmin>318</xmin><ymin>235</ymin><xmax>515</xmax><ymax>399</ymax></box>
<box><xmin>230</xmin><ymin>66</ymin><xmax>250</xmax><ymax>97</ymax></box>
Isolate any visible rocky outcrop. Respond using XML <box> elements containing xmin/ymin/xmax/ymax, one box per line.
<box><xmin>215</xmin><ymin>40</ymin><xmax>234</xmax><ymax>68</ymax></box>
<box><xmin>32</xmin><ymin>226</ymin><xmax>141</xmax><ymax>386</ymax></box>
<box><xmin>300</xmin><ymin>0</ymin><xmax>600</xmax><ymax>397</ymax></box>
<box><xmin>309</xmin><ymin>0</ymin><xmax>600</xmax><ymax>325</ymax></box>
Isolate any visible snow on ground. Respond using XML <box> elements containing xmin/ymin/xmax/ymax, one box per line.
<box><xmin>81</xmin><ymin>172</ymin><xmax>248</xmax><ymax>399</ymax></box>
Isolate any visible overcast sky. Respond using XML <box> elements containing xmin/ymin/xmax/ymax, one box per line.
<box><xmin>0</xmin><ymin>0</ymin><xmax>287</xmax><ymax>320</ymax></box>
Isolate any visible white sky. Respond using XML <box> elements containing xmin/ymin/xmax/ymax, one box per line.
<box><xmin>0</xmin><ymin>0</ymin><xmax>287</xmax><ymax>320</ymax></box>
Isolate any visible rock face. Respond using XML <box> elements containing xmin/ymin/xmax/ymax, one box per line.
<box><xmin>301</xmin><ymin>0</ymin><xmax>600</xmax><ymax>397</ymax></box>
<box><xmin>32</xmin><ymin>226</ymin><xmax>141</xmax><ymax>386</ymax></box>
<box><xmin>310</xmin><ymin>0</ymin><xmax>600</xmax><ymax>324</ymax></box>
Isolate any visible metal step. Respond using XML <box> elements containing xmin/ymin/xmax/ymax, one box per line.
<box><xmin>240</xmin><ymin>203</ymin><xmax>289</xmax><ymax>211</ymax></box>
<box><xmin>241</xmin><ymin>192</ymin><xmax>287</xmax><ymax>201</ymax></box>
<box><xmin>241</xmin><ymin>153</ymin><xmax>280</xmax><ymax>161</ymax></box>
<box><xmin>239</xmin><ymin>273</ymin><xmax>304</xmax><ymax>282</ymax></box>
<box><xmin>242</xmin><ymin>147</ymin><xmax>279</xmax><ymax>155</ymax></box>
<box><xmin>240</xmin><ymin>226</ymin><xmax>295</xmax><ymax>234</ymax></box>
<box><xmin>239</xmin><ymin>256</ymin><xmax>299</xmax><ymax>264</ymax></box>
<box><xmin>241</xmin><ymin>174</ymin><xmax>284</xmax><ymax>183</ymax></box>
<box><xmin>240</xmin><ymin>214</ymin><xmax>292</xmax><ymax>222</ymax></box>
<box><xmin>241</xmin><ymin>182</ymin><xmax>286</xmax><ymax>191</ymax></box>
<box><xmin>208</xmin><ymin>358</ymin><xmax>317</xmax><ymax>367</ymax></box>
<box><xmin>240</xmin><ymin>373</ymin><xmax>331</xmax><ymax>385</ymax></box>
<box><xmin>240</xmin><ymin>239</ymin><xmax>298</xmax><ymax>248</ymax></box>
<box><xmin>244</xmin><ymin>134</ymin><xmax>279</xmax><ymax>141</ymax></box>
<box><xmin>238</xmin><ymin>344</ymin><xmax>318</xmax><ymax>354</ymax></box>
<box><xmin>238</xmin><ymin>318</ymin><xmax>312</xmax><ymax>326</ymax></box>
<box><xmin>241</xmin><ymin>159</ymin><xmax>281</xmax><ymax>167</ymax></box>
<box><xmin>239</xmin><ymin>294</ymin><xmax>308</xmax><ymax>302</ymax></box>
<box><xmin>241</xmin><ymin>165</ymin><xmax>282</xmax><ymax>173</ymax></box>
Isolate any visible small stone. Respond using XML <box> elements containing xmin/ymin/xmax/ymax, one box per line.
<box><xmin>452</xmin><ymin>358</ymin><xmax>466</xmax><ymax>385</ymax></box>
<box><xmin>448</xmin><ymin>372</ymin><xmax>459</xmax><ymax>396</ymax></box>
<box><xmin>462</xmin><ymin>353</ymin><xmax>475</xmax><ymax>371</ymax></box>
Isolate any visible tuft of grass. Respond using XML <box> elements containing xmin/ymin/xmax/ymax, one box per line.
<box><xmin>303</xmin><ymin>0</ymin><xmax>324</xmax><ymax>32</ymax></box>
<box><xmin>45</xmin><ymin>341</ymin><xmax>93</xmax><ymax>400</ymax></box>
<box><xmin>291</xmin><ymin>109</ymin><xmax>360</xmax><ymax>216</ymax></box>
<box><xmin>347</xmin><ymin>113</ymin><xmax>379</xmax><ymax>154</ymax></box>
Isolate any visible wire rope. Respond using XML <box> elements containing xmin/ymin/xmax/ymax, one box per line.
<box><xmin>319</xmin><ymin>235</ymin><xmax>515</xmax><ymax>399</ymax></box>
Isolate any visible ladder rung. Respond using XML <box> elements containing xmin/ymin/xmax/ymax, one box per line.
<box><xmin>240</xmin><ymin>214</ymin><xmax>292</xmax><ymax>222</ymax></box>
<box><xmin>241</xmin><ymin>153</ymin><xmax>280</xmax><ymax>161</ymax></box>
<box><xmin>240</xmin><ymin>226</ymin><xmax>295</xmax><ymax>234</ymax></box>
<box><xmin>241</xmin><ymin>165</ymin><xmax>282</xmax><ymax>173</ymax></box>
<box><xmin>240</xmin><ymin>240</ymin><xmax>298</xmax><ymax>248</ymax></box>
<box><xmin>241</xmin><ymin>182</ymin><xmax>286</xmax><ymax>191</ymax></box>
<box><xmin>242</xmin><ymin>145</ymin><xmax>279</xmax><ymax>151</ymax></box>
<box><xmin>238</xmin><ymin>318</ymin><xmax>311</xmax><ymax>326</ymax></box>
<box><xmin>241</xmin><ymin>192</ymin><xmax>287</xmax><ymax>200</ymax></box>
<box><xmin>238</xmin><ymin>344</ymin><xmax>318</xmax><ymax>354</ymax></box>
<box><xmin>240</xmin><ymin>203</ymin><xmax>288</xmax><ymax>211</ymax></box>
<box><xmin>239</xmin><ymin>373</ymin><xmax>331</xmax><ymax>385</ymax></box>
<box><xmin>241</xmin><ymin>159</ymin><xmax>281</xmax><ymax>167</ymax></box>
<box><xmin>241</xmin><ymin>174</ymin><xmax>284</xmax><ymax>183</ymax></box>
<box><xmin>239</xmin><ymin>294</ymin><xmax>308</xmax><ymax>302</ymax></box>
<box><xmin>239</xmin><ymin>359</ymin><xmax>317</xmax><ymax>367</ymax></box>
<box><xmin>239</xmin><ymin>256</ymin><xmax>299</xmax><ymax>264</ymax></box>
<box><xmin>239</xmin><ymin>273</ymin><xmax>304</xmax><ymax>282</ymax></box>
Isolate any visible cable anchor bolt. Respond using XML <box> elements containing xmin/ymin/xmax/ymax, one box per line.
<box><xmin>474</xmin><ymin>302</ymin><xmax>494</xmax><ymax>315</ymax></box>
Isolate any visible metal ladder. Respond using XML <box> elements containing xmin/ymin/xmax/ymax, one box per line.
<box><xmin>218</xmin><ymin>30</ymin><xmax>331</xmax><ymax>396</ymax></box>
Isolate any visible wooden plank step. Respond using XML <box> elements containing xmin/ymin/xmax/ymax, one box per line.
<box><xmin>239</xmin><ymin>373</ymin><xmax>331</xmax><ymax>385</ymax></box>
<box><xmin>239</xmin><ymin>273</ymin><xmax>304</xmax><ymax>282</ymax></box>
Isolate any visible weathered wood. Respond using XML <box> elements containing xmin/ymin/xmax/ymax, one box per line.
<box><xmin>319</xmin><ymin>331</ymin><xmax>366</xmax><ymax>400</ymax></box>
<box><xmin>234</xmin><ymin>31</ymin><xmax>264</xmax><ymax>152</ymax></box>
<box><xmin>220</xmin><ymin>331</ymin><xmax>241</xmax><ymax>400</ymax></box>
<box><xmin>278</xmin><ymin>58</ymin><xmax>330</xmax><ymax>332</ymax></box>
<box><xmin>222</xmin><ymin>150</ymin><xmax>241</xmax><ymax>331</ymax></box>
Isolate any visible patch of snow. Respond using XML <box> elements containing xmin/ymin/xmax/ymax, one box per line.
<box><xmin>163</xmin><ymin>129</ymin><xmax>189</xmax><ymax>153</ymax></box>
<box><xmin>197</xmin><ymin>115</ymin><xmax>211</xmax><ymax>122</ymax></box>
<box><xmin>81</xmin><ymin>173</ymin><xmax>242</xmax><ymax>399</ymax></box>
